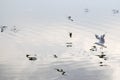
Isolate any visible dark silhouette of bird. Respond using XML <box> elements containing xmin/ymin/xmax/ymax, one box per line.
<box><xmin>96</xmin><ymin>52</ymin><xmax>106</xmax><ymax>58</ymax></box>
<box><xmin>99</xmin><ymin>62</ymin><xmax>103</xmax><ymax>64</ymax></box>
<box><xmin>69</xmin><ymin>32</ymin><xmax>72</xmax><ymax>38</ymax></box>
<box><xmin>99</xmin><ymin>62</ymin><xmax>104</xmax><ymax>66</ymax></box>
<box><xmin>26</xmin><ymin>54</ymin><xmax>37</xmax><ymax>61</ymax></box>
<box><xmin>90</xmin><ymin>46</ymin><xmax>97</xmax><ymax>51</ymax></box>
<box><xmin>99</xmin><ymin>62</ymin><xmax>107</xmax><ymax>66</ymax></box>
<box><xmin>68</xmin><ymin>16</ymin><xmax>74</xmax><ymax>21</ymax></box>
<box><xmin>96</xmin><ymin>54</ymin><xmax>106</xmax><ymax>58</ymax></box>
<box><xmin>112</xmin><ymin>9</ymin><xmax>119</xmax><ymax>14</ymax></box>
<box><xmin>1</xmin><ymin>28</ymin><xmax>4</xmax><ymax>32</ymax></box>
<box><xmin>0</xmin><ymin>26</ymin><xmax>7</xmax><ymax>32</ymax></box>
<box><xmin>55</xmin><ymin>68</ymin><xmax>66</xmax><ymax>75</ymax></box>
<box><xmin>55</xmin><ymin>68</ymin><xmax>63</xmax><ymax>72</ymax></box>
<box><xmin>53</xmin><ymin>54</ymin><xmax>58</xmax><ymax>58</ymax></box>
<box><xmin>62</xmin><ymin>71</ymin><xmax>66</xmax><ymax>75</ymax></box>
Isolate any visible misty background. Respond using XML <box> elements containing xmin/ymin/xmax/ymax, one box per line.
<box><xmin>0</xmin><ymin>0</ymin><xmax>120</xmax><ymax>26</ymax></box>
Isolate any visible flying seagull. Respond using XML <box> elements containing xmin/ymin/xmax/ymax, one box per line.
<box><xmin>94</xmin><ymin>34</ymin><xmax>107</xmax><ymax>48</ymax></box>
<box><xmin>68</xmin><ymin>16</ymin><xmax>74</xmax><ymax>22</ymax></box>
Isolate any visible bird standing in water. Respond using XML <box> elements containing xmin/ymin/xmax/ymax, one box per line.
<box><xmin>53</xmin><ymin>54</ymin><xmax>58</xmax><ymax>58</ymax></box>
<box><xmin>90</xmin><ymin>46</ymin><xmax>97</xmax><ymax>51</ymax></box>
<box><xmin>55</xmin><ymin>68</ymin><xmax>66</xmax><ymax>75</ymax></box>
<box><xmin>69</xmin><ymin>32</ymin><xmax>72</xmax><ymax>38</ymax></box>
<box><xmin>26</xmin><ymin>54</ymin><xmax>37</xmax><ymax>61</ymax></box>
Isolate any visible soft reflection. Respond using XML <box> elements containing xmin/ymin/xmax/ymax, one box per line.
<box><xmin>0</xmin><ymin>23</ymin><xmax>120</xmax><ymax>80</ymax></box>
<box><xmin>0</xmin><ymin>53</ymin><xmax>113</xmax><ymax>80</ymax></box>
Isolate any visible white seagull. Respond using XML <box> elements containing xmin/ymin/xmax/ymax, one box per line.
<box><xmin>94</xmin><ymin>34</ymin><xmax>107</xmax><ymax>48</ymax></box>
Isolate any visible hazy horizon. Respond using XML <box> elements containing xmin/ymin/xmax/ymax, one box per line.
<box><xmin>0</xmin><ymin>0</ymin><xmax>120</xmax><ymax>27</ymax></box>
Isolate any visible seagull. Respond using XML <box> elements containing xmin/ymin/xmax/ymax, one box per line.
<box><xmin>99</xmin><ymin>62</ymin><xmax>107</xmax><ymax>66</ymax></box>
<box><xmin>94</xmin><ymin>34</ymin><xmax>107</xmax><ymax>48</ymax></box>
<box><xmin>96</xmin><ymin>52</ymin><xmax>106</xmax><ymax>58</ymax></box>
<box><xmin>53</xmin><ymin>54</ymin><xmax>58</xmax><ymax>58</ymax></box>
<box><xmin>62</xmin><ymin>71</ymin><xmax>66</xmax><ymax>75</ymax></box>
<box><xmin>68</xmin><ymin>16</ymin><xmax>74</xmax><ymax>22</ymax></box>
<box><xmin>96</xmin><ymin>54</ymin><xmax>106</xmax><ymax>58</ymax></box>
<box><xmin>26</xmin><ymin>54</ymin><xmax>37</xmax><ymax>61</ymax></box>
<box><xmin>0</xmin><ymin>26</ymin><xmax>7</xmax><ymax>32</ymax></box>
<box><xmin>90</xmin><ymin>46</ymin><xmax>97</xmax><ymax>51</ymax></box>
<box><xmin>55</xmin><ymin>68</ymin><xmax>66</xmax><ymax>75</ymax></box>
<box><xmin>69</xmin><ymin>32</ymin><xmax>72</xmax><ymax>38</ymax></box>
<box><xmin>55</xmin><ymin>68</ymin><xmax>63</xmax><ymax>72</ymax></box>
<box><xmin>112</xmin><ymin>9</ymin><xmax>119</xmax><ymax>14</ymax></box>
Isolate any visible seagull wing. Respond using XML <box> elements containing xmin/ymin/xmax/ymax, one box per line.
<box><xmin>95</xmin><ymin>34</ymin><xmax>100</xmax><ymax>39</ymax></box>
<box><xmin>99</xmin><ymin>34</ymin><xmax>105</xmax><ymax>44</ymax></box>
<box><xmin>102</xmin><ymin>34</ymin><xmax>105</xmax><ymax>38</ymax></box>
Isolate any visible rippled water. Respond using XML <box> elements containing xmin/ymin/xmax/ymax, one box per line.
<box><xmin>0</xmin><ymin>55</ymin><xmax>113</xmax><ymax>80</ymax></box>
<box><xmin>1</xmin><ymin>0</ymin><xmax>120</xmax><ymax>79</ymax></box>
<box><xmin>0</xmin><ymin>24</ymin><xmax>120</xmax><ymax>80</ymax></box>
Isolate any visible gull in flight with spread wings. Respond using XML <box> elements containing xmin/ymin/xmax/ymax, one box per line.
<box><xmin>95</xmin><ymin>34</ymin><xmax>107</xmax><ymax>48</ymax></box>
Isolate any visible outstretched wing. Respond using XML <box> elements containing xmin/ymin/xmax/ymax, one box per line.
<box><xmin>95</xmin><ymin>34</ymin><xmax>100</xmax><ymax>39</ymax></box>
<box><xmin>101</xmin><ymin>34</ymin><xmax>105</xmax><ymax>38</ymax></box>
<box><xmin>99</xmin><ymin>34</ymin><xmax>105</xmax><ymax>44</ymax></box>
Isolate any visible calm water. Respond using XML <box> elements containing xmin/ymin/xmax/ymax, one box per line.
<box><xmin>0</xmin><ymin>24</ymin><xmax>120</xmax><ymax>80</ymax></box>
<box><xmin>0</xmin><ymin>50</ymin><xmax>114</xmax><ymax>80</ymax></box>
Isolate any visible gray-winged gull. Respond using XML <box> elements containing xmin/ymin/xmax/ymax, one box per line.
<box><xmin>94</xmin><ymin>34</ymin><xmax>107</xmax><ymax>48</ymax></box>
